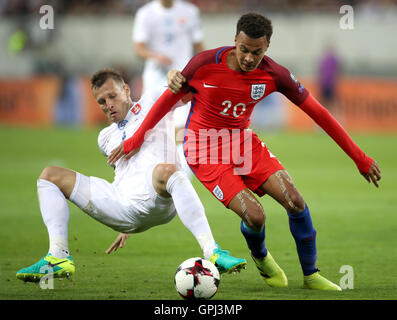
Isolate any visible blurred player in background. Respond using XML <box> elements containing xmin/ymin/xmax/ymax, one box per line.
<box><xmin>15</xmin><ymin>69</ymin><xmax>246</xmax><ymax>282</ymax></box>
<box><xmin>317</xmin><ymin>43</ymin><xmax>341</xmax><ymax>115</ymax></box>
<box><xmin>109</xmin><ymin>12</ymin><xmax>382</xmax><ymax>291</ymax></box>
<box><xmin>133</xmin><ymin>0</ymin><xmax>204</xmax><ymax>179</ymax></box>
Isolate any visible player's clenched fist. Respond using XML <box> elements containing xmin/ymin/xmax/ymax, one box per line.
<box><xmin>167</xmin><ymin>70</ymin><xmax>185</xmax><ymax>94</ymax></box>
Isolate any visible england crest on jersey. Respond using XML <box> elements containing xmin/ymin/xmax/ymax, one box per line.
<box><xmin>251</xmin><ymin>84</ymin><xmax>266</xmax><ymax>100</ymax></box>
<box><xmin>212</xmin><ymin>185</ymin><xmax>224</xmax><ymax>201</ymax></box>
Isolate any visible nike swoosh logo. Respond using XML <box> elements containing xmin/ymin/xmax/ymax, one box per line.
<box><xmin>203</xmin><ymin>83</ymin><xmax>218</xmax><ymax>88</ymax></box>
<box><xmin>48</xmin><ymin>260</ymin><xmax>68</xmax><ymax>268</ymax></box>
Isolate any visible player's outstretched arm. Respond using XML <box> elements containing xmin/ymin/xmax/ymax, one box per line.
<box><xmin>298</xmin><ymin>94</ymin><xmax>381</xmax><ymax>187</ymax></box>
<box><xmin>107</xmin><ymin>89</ymin><xmax>185</xmax><ymax>165</ymax></box>
<box><xmin>106</xmin><ymin>233</ymin><xmax>130</xmax><ymax>254</ymax></box>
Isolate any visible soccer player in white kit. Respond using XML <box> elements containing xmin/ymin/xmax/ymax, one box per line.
<box><xmin>133</xmin><ymin>0</ymin><xmax>203</xmax><ymax>178</ymax></box>
<box><xmin>16</xmin><ymin>69</ymin><xmax>246</xmax><ymax>282</ymax></box>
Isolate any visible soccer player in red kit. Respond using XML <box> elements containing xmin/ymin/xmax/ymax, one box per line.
<box><xmin>109</xmin><ymin>13</ymin><xmax>381</xmax><ymax>291</ymax></box>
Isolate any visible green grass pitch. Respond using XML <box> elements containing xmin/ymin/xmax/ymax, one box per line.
<box><xmin>0</xmin><ymin>126</ymin><xmax>396</xmax><ymax>300</ymax></box>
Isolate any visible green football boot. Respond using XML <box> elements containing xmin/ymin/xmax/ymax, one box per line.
<box><xmin>303</xmin><ymin>270</ymin><xmax>342</xmax><ymax>291</ymax></box>
<box><xmin>210</xmin><ymin>244</ymin><xmax>247</xmax><ymax>274</ymax></box>
<box><xmin>251</xmin><ymin>251</ymin><xmax>288</xmax><ymax>288</ymax></box>
<box><xmin>16</xmin><ymin>253</ymin><xmax>75</xmax><ymax>282</ymax></box>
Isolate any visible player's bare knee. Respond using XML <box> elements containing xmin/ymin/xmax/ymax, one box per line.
<box><xmin>153</xmin><ymin>163</ymin><xmax>178</xmax><ymax>185</ymax></box>
<box><xmin>39</xmin><ymin>166</ymin><xmax>60</xmax><ymax>184</ymax></box>
<box><xmin>275</xmin><ymin>170</ymin><xmax>305</xmax><ymax>213</ymax></box>
<box><xmin>38</xmin><ymin>166</ymin><xmax>76</xmax><ymax>198</ymax></box>
<box><xmin>246</xmin><ymin>207</ymin><xmax>265</xmax><ymax>232</ymax></box>
<box><xmin>285</xmin><ymin>189</ymin><xmax>306</xmax><ymax>214</ymax></box>
<box><xmin>232</xmin><ymin>189</ymin><xmax>265</xmax><ymax>231</ymax></box>
<box><xmin>152</xmin><ymin>163</ymin><xmax>179</xmax><ymax>197</ymax></box>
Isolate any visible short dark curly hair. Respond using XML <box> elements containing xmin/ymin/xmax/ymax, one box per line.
<box><xmin>236</xmin><ymin>12</ymin><xmax>273</xmax><ymax>41</ymax></box>
<box><xmin>91</xmin><ymin>68</ymin><xmax>125</xmax><ymax>89</ymax></box>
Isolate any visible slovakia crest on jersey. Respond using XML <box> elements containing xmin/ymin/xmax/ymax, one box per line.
<box><xmin>251</xmin><ymin>84</ymin><xmax>266</xmax><ymax>100</ymax></box>
<box><xmin>130</xmin><ymin>103</ymin><xmax>141</xmax><ymax>115</ymax></box>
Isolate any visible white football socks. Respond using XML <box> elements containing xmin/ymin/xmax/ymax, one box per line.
<box><xmin>166</xmin><ymin>171</ymin><xmax>216</xmax><ymax>260</ymax></box>
<box><xmin>37</xmin><ymin>179</ymin><xmax>70</xmax><ymax>259</ymax></box>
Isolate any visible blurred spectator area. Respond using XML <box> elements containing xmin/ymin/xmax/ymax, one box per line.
<box><xmin>2</xmin><ymin>0</ymin><xmax>397</xmax><ymax>77</ymax></box>
<box><xmin>2</xmin><ymin>0</ymin><xmax>397</xmax><ymax>15</ymax></box>
<box><xmin>1</xmin><ymin>0</ymin><xmax>397</xmax><ymax>131</ymax></box>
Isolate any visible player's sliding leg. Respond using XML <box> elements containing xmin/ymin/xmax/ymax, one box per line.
<box><xmin>228</xmin><ymin>188</ymin><xmax>288</xmax><ymax>287</ymax></box>
<box><xmin>260</xmin><ymin>170</ymin><xmax>341</xmax><ymax>291</ymax></box>
<box><xmin>153</xmin><ymin>163</ymin><xmax>247</xmax><ymax>274</ymax></box>
<box><xmin>16</xmin><ymin>166</ymin><xmax>75</xmax><ymax>282</ymax></box>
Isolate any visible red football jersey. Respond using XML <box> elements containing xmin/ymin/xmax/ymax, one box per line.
<box><xmin>181</xmin><ymin>46</ymin><xmax>308</xmax><ymax>132</ymax></box>
<box><xmin>123</xmin><ymin>46</ymin><xmax>373</xmax><ymax>173</ymax></box>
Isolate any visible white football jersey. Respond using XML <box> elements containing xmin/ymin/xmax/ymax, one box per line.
<box><xmin>98</xmin><ymin>88</ymin><xmax>180</xmax><ymax>201</ymax></box>
<box><xmin>133</xmin><ymin>0</ymin><xmax>203</xmax><ymax>91</ymax></box>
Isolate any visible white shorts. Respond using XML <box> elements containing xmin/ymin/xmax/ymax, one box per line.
<box><xmin>173</xmin><ymin>102</ymin><xmax>191</xmax><ymax>129</ymax></box>
<box><xmin>69</xmin><ymin>171</ymin><xmax>177</xmax><ymax>234</ymax></box>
